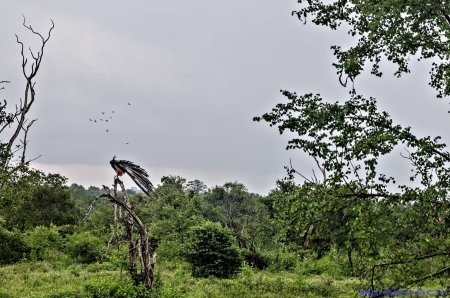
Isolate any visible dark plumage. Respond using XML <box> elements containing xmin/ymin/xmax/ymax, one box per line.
<box><xmin>110</xmin><ymin>156</ymin><xmax>154</xmax><ymax>196</ymax></box>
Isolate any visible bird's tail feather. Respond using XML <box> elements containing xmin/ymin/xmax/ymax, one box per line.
<box><xmin>119</xmin><ymin>160</ymin><xmax>154</xmax><ymax>196</ymax></box>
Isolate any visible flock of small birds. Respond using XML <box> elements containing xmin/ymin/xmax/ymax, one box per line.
<box><xmin>89</xmin><ymin>103</ymin><xmax>132</xmax><ymax>144</ymax></box>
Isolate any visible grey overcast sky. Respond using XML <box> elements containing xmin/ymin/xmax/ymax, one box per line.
<box><xmin>1</xmin><ymin>1</ymin><xmax>449</xmax><ymax>195</ymax></box>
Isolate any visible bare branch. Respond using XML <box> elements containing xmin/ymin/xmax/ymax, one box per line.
<box><xmin>339</xmin><ymin>73</ymin><xmax>354</xmax><ymax>87</ymax></box>
<box><xmin>83</xmin><ymin>194</ymin><xmax>109</xmax><ymax>221</ymax></box>
<box><xmin>370</xmin><ymin>251</ymin><xmax>450</xmax><ymax>287</ymax></box>
<box><xmin>311</xmin><ymin>169</ymin><xmax>319</xmax><ymax>184</ymax></box>
<box><xmin>21</xmin><ymin>14</ymin><xmax>45</xmax><ymax>42</ymax></box>
<box><xmin>400</xmin><ymin>149</ymin><xmax>431</xmax><ymax>188</ymax></box>
<box><xmin>373</xmin><ymin>251</ymin><xmax>450</xmax><ymax>269</ymax></box>
<box><xmin>413</xmin><ymin>265</ymin><xmax>450</xmax><ymax>284</ymax></box>
<box><xmin>2</xmin><ymin>17</ymin><xmax>54</xmax><ymax>172</ymax></box>
<box><xmin>20</xmin><ymin>118</ymin><xmax>36</xmax><ymax>164</ymax></box>
<box><xmin>24</xmin><ymin>154</ymin><xmax>41</xmax><ymax>164</ymax></box>
<box><xmin>107</xmin><ymin>203</ymin><xmax>123</xmax><ymax>250</ymax></box>
<box><xmin>289</xmin><ymin>158</ymin><xmax>313</xmax><ymax>183</ymax></box>
<box><xmin>311</xmin><ymin>154</ymin><xmax>326</xmax><ymax>181</ymax></box>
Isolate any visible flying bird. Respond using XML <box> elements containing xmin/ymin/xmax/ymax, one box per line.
<box><xmin>102</xmin><ymin>112</ymin><xmax>105</xmax><ymax>114</ymax></box>
<box><xmin>112</xmin><ymin>111</ymin><xmax>114</xmax><ymax>113</ymax></box>
<box><xmin>89</xmin><ymin>119</ymin><xmax>92</xmax><ymax>121</ymax></box>
<box><xmin>106</xmin><ymin>120</ymin><xmax>108</xmax><ymax>122</ymax></box>
<box><xmin>128</xmin><ymin>103</ymin><xmax>131</xmax><ymax>105</ymax></box>
<box><xmin>106</xmin><ymin>130</ymin><xmax>109</xmax><ymax>132</ymax></box>
<box><xmin>110</xmin><ymin>156</ymin><xmax>154</xmax><ymax>196</ymax></box>
<box><xmin>100</xmin><ymin>119</ymin><xmax>103</xmax><ymax>121</ymax></box>
<box><xmin>94</xmin><ymin>120</ymin><xmax>97</xmax><ymax>123</ymax></box>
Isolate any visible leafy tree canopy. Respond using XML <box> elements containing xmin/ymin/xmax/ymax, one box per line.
<box><xmin>0</xmin><ymin>169</ymin><xmax>80</xmax><ymax>231</ymax></box>
<box><xmin>294</xmin><ymin>0</ymin><xmax>450</xmax><ymax>97</ymax></box>
<box><xmin>255</xmin><ymin>89</ymin><xmax>450</xmax><ymax>287</ymax></box>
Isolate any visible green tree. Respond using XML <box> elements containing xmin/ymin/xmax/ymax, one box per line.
<box><xmin>134</xmin><ymin>175</ymin><xmax>205</xmax><ymax>260</ymax></box>
<box><xmin>255</xmin><ymin>90</ymin><xmax>450</xmax><ymax>287</ymax></box>
<box><xmin>272</xmin><ymin>1</ymin><xmax>450</xmax><ymax>286</ymax></box>
<box><xmin>0</xmin><ymin>170</ymin><xmax>79</xmax><ymax>231</ymax></box>
<box><xmin>184</xmin><ymin>221</ymin><xmax>243</xmax><ymax>278</ymax></box>
<box><xmin>24</xmin><ymin>224</ymin><xmax>64</xmax><ymax>261</ymax></box>
<box><xmin>187</xmin><ymin>179</ymin><xmax>207</xmax><ymax>194</ymax></box>
<box><xmin>0</xmin><ymin>216</ymin><xmax>29</xmax><ymax>264</ymax></box>
<box><xmin>293</xmin><ymin>0</ymin><xmax>450</xmax><ymax>98</ymax></box>
<box><xmin>204</xmin><ymin>182</ymin><xmax>274</xmax><ymax>268</ymax></box>
<box><xmin>204</xmin><ymin>183</ymin><xmax>271</xmax><ymax>250</ymax></box>
<box><xmin>269</xmin><ymin>179</ymin><xmax>392</xmax><ymax>270</ymax></box>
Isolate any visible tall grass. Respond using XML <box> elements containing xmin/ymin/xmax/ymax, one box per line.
<box><xmin>0</xmin><ymin>249</ymin><xmax>362</xmax><ymax>298</ymax></box>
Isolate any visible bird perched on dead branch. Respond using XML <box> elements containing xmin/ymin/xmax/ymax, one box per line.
<box><xmin>110</xmin><ymin>156</ymin><xmax>154</xmax><ymax>196</ymax></box>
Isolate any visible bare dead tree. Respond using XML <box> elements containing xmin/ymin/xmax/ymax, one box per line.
<box><xmin>106</xmin><ymin>203</ymin><xmax>123</xmax><ymax>251</ymax></box>
<box><xmin>0</xmin><ymin>15</ymin><xmax>54</xmax><ymax>179</ymax></box>
<box><xmin>84</xmin><ymin>177</ymin><xmax>156</xmax><ymax>290</ymax></box>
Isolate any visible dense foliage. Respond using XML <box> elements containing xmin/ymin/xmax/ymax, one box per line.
<box><xmin>255</xmin><ymin>89</ymin><xmax>450</xmax><ymax>288</ymax></box>
<box><xmin>4</xmin><ymin>3</ymin><xmax>450</xmax><ymax>296</ymax></box>
<box><xmin>184</xmin><ymin>221</ymin><xmax>243</xmax><ymax>278</ymax></box>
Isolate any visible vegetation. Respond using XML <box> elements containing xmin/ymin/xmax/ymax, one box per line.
<box><xmin>3</xmin><ymin>2</ymin><xmax>450</xmax><ymax>297</ymax></box>
<box><xmin>184</xmin><ymin>221</ymin><xmax>243</xmax><ymax>278</ymax></box>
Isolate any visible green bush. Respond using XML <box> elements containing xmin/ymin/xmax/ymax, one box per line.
<box><xmin>295</xmin><ymin>249</ymin><xmax>348</xmax><ymax>278</ymax></box>
<box><xmin>259</xmin><ymin>248</ymin><xmax>299</xmax><ymax>272</ymax></box>
<box><xmin>24</xmin><ymin>225</ymin><xmax>63</xmax><ymax>262</ymax></box>
<box><xmin>184</xmin><ymin>221</ymin><xmax>243</xmax><ymax>278</ymax></box>
<box><xmin>64</xmin><ymin>231</ymin><xmax>104</xmax><ymax>263</ymax></box>
<box><xmin>0</xmin><ymin>227</ymin><xmax>29</xmax><ymax>265</ymax></box>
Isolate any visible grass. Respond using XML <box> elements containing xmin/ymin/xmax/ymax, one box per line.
<box><xmin>152</xmin><ymin>261</ymin><xmax>360</xmax><ymax>298</ymax></box>
<box><xmin>0</xmin><ymin>258</ymin><xmax>362</xmax><ymax>298</ymax></box>
<box><xmin>0</xmin><ymin>262</ymin><xmax>120</xmax><ymax>297</ymax></box>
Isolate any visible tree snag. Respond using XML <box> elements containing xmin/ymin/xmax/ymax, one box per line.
<box><xmin>0</xmin><ymin>15</ymin><xmax>54</xmax><ymax>182</ymax></box>
<box><xmin>84</xmin><ymin>177</ymin><xmax>156</xmax><ymax>290</ymax></box>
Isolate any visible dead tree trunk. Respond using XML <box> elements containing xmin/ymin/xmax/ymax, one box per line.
<box><xmin>117</xmin><ymin>179</ymin><xmax>137</xmax><ymax>279</ymax></box>
<box><xmin>84</xmin><ymin>177</ymin><xmax>156</xmax><ymax>290</ymax></box>
<box><xmin>0</xmin><ymin>16</ymin><xmax>54</xmax><ymax>178</ymax></box>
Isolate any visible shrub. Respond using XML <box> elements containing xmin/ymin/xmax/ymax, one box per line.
<box><xmin>0</xmin><ymin>227</ymin><xmax>29</xmax><ymax>265</ymax></box>
<box><xmin>259</xmin><ymin>248</ymin><xmax>299</xmax><ymax>272</ymax></box>
<box><xmin>184</xmin><ymin>221</ymin><xmax>243</xmax><ymax>278</ymax></box>
<box><xmin>64</xmin><ymin>231</ymin><xmax>104</xmax><ymax>263</ymax></box>
<box><xmin>24</xmin><ymin>224</ymin><xmax>63</xmax><ymax>262</ymax></box>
